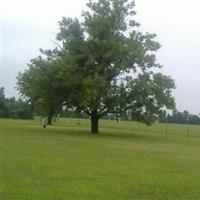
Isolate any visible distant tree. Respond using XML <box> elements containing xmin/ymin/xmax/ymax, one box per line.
<box><xmin>4</xmin><ymin>97</ymin><xmax>33</xmax><ymax>119</ymax></box>
<box><xmin>0</xmin><ymin>87</ymin><xmax>6</xmax><ymax>117</ymax></box>
<box><xmin>160</xmin><ymin>110</ymin><xmax>200</xmax><ymax>125</ymax></box>
<box><xmin>17</xmin><ymin>0</ymin><xmax>176</xmax><ymax>133</ymax></box>
<box><xmin>0</xmin><ymin>87</ymin><xmax>33</xmax><ymax>119</ymax></box>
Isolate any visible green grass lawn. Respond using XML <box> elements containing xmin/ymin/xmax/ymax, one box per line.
<box><xmin>1</xmin><ymin>118</ymin><xmax>200</xmax><ymax>200</ymax></box>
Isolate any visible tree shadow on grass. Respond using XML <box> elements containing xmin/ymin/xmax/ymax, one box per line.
<box><xmin>39</xmin><ymin>124</ymin><xmax>161</xmax><ymax>143</ymax></box>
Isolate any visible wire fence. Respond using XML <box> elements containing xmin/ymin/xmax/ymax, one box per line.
<box><xmin>34</xmin><ymin>117</ymin><xmax>200</xmax><ymax>139</ymax></box>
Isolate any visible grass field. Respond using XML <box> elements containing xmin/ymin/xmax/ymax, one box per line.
<box><xmin>1</xmin><ymin>118</ymin><xmax>200</xmax><ymax>200</ymax></box>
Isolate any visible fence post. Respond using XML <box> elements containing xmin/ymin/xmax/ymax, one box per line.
<box><xmin>187</xmin><ymin>127</ymin><xmax>189</xmax><ymax>138</ymax></box>
<box><xmin>165</xmin><ymin>124</ymin><xmax>168</xmax><ymax>136</ymax></box>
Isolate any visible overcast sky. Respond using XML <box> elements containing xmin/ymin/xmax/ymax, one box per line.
<box><xmin>1</xmin><ymin>0</ymin><xmax>200</xmax><ymax>114</ymax></box>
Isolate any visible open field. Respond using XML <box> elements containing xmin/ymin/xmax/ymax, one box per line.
<box><xmin>1</xmin><ymin>118</ymin><xmax>200</xmax><ymax>199</ymax></box>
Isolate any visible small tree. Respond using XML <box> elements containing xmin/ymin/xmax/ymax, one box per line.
<box><xmin>17</xmin><ymin>57</ymin><xmax>64</xmax><ymax>124</ymax></box>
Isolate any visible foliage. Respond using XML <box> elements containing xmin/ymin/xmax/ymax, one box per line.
<box><xmin>0</xmin><ymin>87</ymin><xmax>6</xmax><ymax>116</ymax></box>
<box><xmin>17</xmin><ymin>0</ymin><xmax>176</xmax><ymax>133</ymax></box>
<box><xmin>160</xmin><ymin>110</ymin><xmax>200</xmax><ymax>125</ymax></box>
<box><xmin>17</xmin><ymin>57</ymin><xmax>66</xmax><ymax>124</ymax></box>
<box><xmin>0</xmin><ymin>87</ymin><xmax>33</xmax><ymax>119</ymax></box>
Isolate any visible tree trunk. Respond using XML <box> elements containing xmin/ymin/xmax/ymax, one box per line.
<box><xmin>47</xmin><ymin>106</ymin><xmax>55</xmax><ymax>125</ymax></box>
<box><xmin>91</xmin><ymin>113</ymin><xmax>99</xmax><ymax>134</ymax></box>
<box><xmin>47</xmin><ymin>114</ymin><xmax>53</xmax><ymax>125</ymax></box>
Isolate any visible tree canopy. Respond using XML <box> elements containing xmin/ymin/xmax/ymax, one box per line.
<box><xmin>17</xmin><ymin>0</ymin><xmax>176</xmax><ymax>133</ymax></box>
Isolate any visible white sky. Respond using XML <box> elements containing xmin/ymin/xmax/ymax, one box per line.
<box><xmin>0</xmin><ymin>0</ymin><xmax>200</xmax><ymax>114</ymax></box>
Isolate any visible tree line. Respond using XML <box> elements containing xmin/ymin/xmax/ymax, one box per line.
<box><xmin>160</xmin><ymin>110</ymin><xmax>200</xmax><ymax>125</ymax></box>
<box><xmin>1</xmin><ymin>84</ymin><xmax>200</xmax><ymax>126</ymax></box>
<box><xmin>16</xmin><ymin>0</ymin><xmax>176</xmax><ymax>133</ymax></box>
<box><xmin>0</xmin><ymin>87</ymin><xmax>33</xmax><ymax>119</ymax></box>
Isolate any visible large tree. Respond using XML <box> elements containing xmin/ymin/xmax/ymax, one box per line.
<box><xmin>17</xmin><ymin>0</ymin><xmax>176</xmax><ymax>133</ymax></box>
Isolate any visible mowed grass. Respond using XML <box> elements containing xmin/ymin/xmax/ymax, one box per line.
<box><xmin>1</xmin><ymin>119</ymin><xmax>200</xmax><ymax>200</ymax></box>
